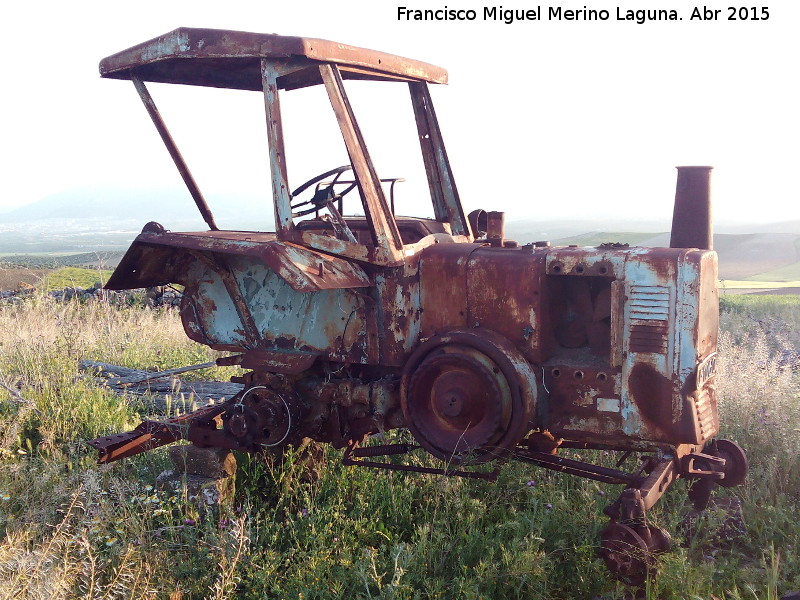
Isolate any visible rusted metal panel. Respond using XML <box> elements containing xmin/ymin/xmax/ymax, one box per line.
<box><xmin>542</xmin><ymin>365</ymin><xmax>623</xmax><ymax>438</ymax></box>
<box><xmin>181</xmin><ymin>252</ymin><xmax>377</xmax><ymax>361</ymax></box>
<box><xmin>418</xmin><ymin>243</ymin><xmax>475</xmax><ymax>338</ymax></box>
<box><xmin>537</xmin><ymin>245</ymin><xmax>718</xmax><ymax>447</ymax></box>
<box><xmin>466</xmin><ymin>246</ymin><xmax>552</xmax><ymax>364</ymax></box>
<box><xmin>106</xmin><ymin>230</ymin><xmax>372</xmax><ymax>292</ymax></box>
<box><xmin>100</xmin><ymin>28</ymin><xmax>448</xmax><ymax>89</ymax></box>
<box><xmin>374</xmin><ymin>257</ymin><xmax>423</xmax><ymax>366</ymax></box>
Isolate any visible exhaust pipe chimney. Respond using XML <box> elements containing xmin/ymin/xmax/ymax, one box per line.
<box><xmin>670</xmin><ymin>166</ymin><xmax>713</xmax><ymax>250</ymax></box>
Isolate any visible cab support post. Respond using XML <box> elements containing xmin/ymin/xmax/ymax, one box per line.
<box><xmin>131</xmin><ymin>74</ymin><xmax>219</xmax><ymax>231</ymax></box>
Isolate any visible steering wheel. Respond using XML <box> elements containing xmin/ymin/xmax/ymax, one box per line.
<box><xmin>290</xmin><ymin>165</ymin><xmax>357</xmax><ymax>218</ymax></box>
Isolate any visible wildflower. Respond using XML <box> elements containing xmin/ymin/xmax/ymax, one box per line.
<box><xmin>105</xmin><ymin>537</ymin><xmax>117</xmax><ymax>546</ymax></box>
<box><xmin>184</xmin><ymin>518</ymin><xmax>196</xmax><ymax>526</ymax></box>
<box><xmin>0</xmin><ymin>492</ymin><xmax>10</xmax><ymax>501</ymax></box>
<box><xmin>219</xmin><ymin>518</ymin><xmax>229</xmax><ymax>529</ymax></box>
<box><xmin>545</xmin><ymin>503</ymin><xmax>553</xmax><ymax>509</ymax></box>
<box><xmin>598</xmin><ymin>490</ymin><xmax>605</xmax><ymax>497</ymax></box>
<box><xmin>301</xmin><ymin>508</ymin><xmax>309</xmax><ymax>518</ymax></box>
<box><xmin>526</xmin><ymin>480</ymin><xmax>536</xmax><ymax>487</ymax></box>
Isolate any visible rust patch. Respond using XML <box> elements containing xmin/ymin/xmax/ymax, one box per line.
<box><xmin>627</xmin><ymin>362</ymin><xmax>675</xmax><ymax>437</ymax></box>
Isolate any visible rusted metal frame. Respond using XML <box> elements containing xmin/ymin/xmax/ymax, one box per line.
<box><xmin>319</xmin><ymin>63</ymin><xmax>405</xmax><ymax>263</ymax></box>
<box><xmin>408</xmin><ymin>82</ymin><xmax>470</xmax><ymax>238</ymax></box>
<box><xmin>88</xmin><ymin>402</ymin><xmax>227</xmax><ymax>464</ymax></box>
<box><xmin>680</xmin><ymin>451</ymin><xmax>725</xmax><ymax>479</ymax></box>
<box><xmin>631</xmin><ymin>457</ymin><xmax>678</xmax><ymax>511</ymax></box>
<box><xmin>130</xmin><ymin>74</ymin><xmax>219</xmax><ymax>231</ymax></box>
<box><xmin>190</xmin><ymin>250</ymin><xmax>262</xmax><ymax>349</ymax></box>
<box><xmin>515</xmin><ymin>449</ymin><xmax>641</xmax><ymax>485</ymax></box>
<box><xmin>342</xmin><ymin>442</ymin><xmax>499</xmax><ymax>480</ymax></box>
<box><xmin>262</xmin><ymin>61</ymin><xmax>295</xmax><ymax>240</ymax></box>
<box><xmin>597</xmin><ymin>459</ymin><xmax>678</xmax><ymax>525</ymax></box>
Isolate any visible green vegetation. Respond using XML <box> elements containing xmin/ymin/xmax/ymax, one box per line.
<box><xmin>720</xmin><ymin>280</ymin><xmax>800</xmax><ymax>290</ymax></box>
<box><xmin>0</xmin><ymin>295</ymin><xmax>798</xmax><ymax>598</ymax></box>
<box><xmin>42</xmin><ymin>267</ymin><xmax>115</xmax><ymax>291</ymax></box>
<box><xmin>0</xmin><ymin>251</ymin><xmax>123</xmax><ymax>271</ymax></box>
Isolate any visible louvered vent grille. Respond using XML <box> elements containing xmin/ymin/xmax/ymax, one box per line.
<box><xmin>629</xmin><ymin>285</ymin><xmax>670</xmax><ymax>320</ymax></box>
<box><xmin>629</xmin><ymin>285</ymin><xmax>671</xmax><ymax>354</ymax></box>
<box><xmin>630</xmin><ymin>322</ymin><xmax>669</xmax><ymax>353</ymax></box>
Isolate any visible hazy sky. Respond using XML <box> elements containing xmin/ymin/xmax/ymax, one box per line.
<box><xmin>2</xmin><ymin>0</ymin><xmax>798</xmax><ymax>226</ymax></box>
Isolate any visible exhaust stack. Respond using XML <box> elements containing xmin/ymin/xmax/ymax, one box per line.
<box><xmin>670</xmin><ymin>166</ymin><xmax>713</xmax><ymax>250</ymax></box>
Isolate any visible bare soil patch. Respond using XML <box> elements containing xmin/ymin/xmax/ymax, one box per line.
<box><xmin>0</xmin><ymin>267</ymin><xmax>49</xmax><ymax>291</ymax></box>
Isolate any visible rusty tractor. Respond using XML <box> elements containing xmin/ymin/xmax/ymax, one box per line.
<box><xmin>88</xmin><ymin>28</ymin><xmax>747</xmax><ymax>585</ymax></box>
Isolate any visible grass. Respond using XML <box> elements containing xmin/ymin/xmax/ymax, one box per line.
<box><xmin>720</xmin><ymin>280</ymin><xmax>800</xmax><ymax>290</ymax></box>
<box><xmin>0</xmin><ymin>294</ymin><xmax>798</xmax><ymax>598</ymax></box>
<box><xmin>0</xmin><ymin>266</ymin><xmax>115</xmax><ymax>293</ymax></box>
<box><xmin>0</xmin><ymin>252</ymin><xmax>124</xmax><ymax>270</ymax></box>
<box><xmin>41</xmin><ymin>267</ymin><xmax>115</xmax><ymax>291</ymax></box>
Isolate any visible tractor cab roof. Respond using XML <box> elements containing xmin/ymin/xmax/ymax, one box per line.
<box><xmin>99</xmin><ymin>27</ymin><xmax>448</xmax><ymax>91</ymax></box>
<box><xmin>101</xmin><ymin>28</ymin><xmax>469</xmax><ymax>268</ymax></box>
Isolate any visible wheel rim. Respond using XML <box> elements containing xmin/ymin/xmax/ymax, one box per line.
<box><xmin>401</xmin><ymin>329</ymin><xmax>536</xmax><ymax>465</ymax></box>
<box><xmin>716</xmin><ymin>439</ymin><xmax>748</xmax><ymax>488</ymax></box>
<box><xmin>406</xmin><ymin>345</ymin><xmax>511</xmax><ymax>461</ymax></box>
<box><xmin>599</xmin><ymin>523</ymin><xmax>652</xmax><ymax>586</ymax></box>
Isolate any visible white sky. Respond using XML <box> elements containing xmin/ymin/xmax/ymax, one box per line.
<box><xmin>2</xmin><ymin>0</ymin><xmax>798</xmax><ymax>225</ymax></box>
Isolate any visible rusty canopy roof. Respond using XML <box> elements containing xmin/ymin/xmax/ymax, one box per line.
<box><xmin>99</xmin><ymin>27</ymin><xmax>448</xmax><ymax>91</ymax></box>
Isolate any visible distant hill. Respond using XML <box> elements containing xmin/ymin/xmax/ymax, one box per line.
<box><xmin>549</xmin><ymin>231</ymin><xmax>800</xmax><ymax>281</ymax></box>
<box><xmin>0</xmin><ymin>252</ymin><xmax>124</xmax><ymax>270</ymax></box>
<box><xmin>0</xmin><ymin>186</ymin><xmax>274</xmax><ymax>228</ymax></box>
<box><xmin>2</xmin><ymin>187</ymin><xmax>800</xmax><ymax>284</ymax></box>
<box><xmin>0</xmin><ymin>186</ymin><xmax>273</xmax><ymax>253</ymax></box>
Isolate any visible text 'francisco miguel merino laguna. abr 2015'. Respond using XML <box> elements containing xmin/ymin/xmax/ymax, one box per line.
<box><xmin>397</xmin><ymin>6</ymin><xmax>769</xmax><ymax>24</ymax></box>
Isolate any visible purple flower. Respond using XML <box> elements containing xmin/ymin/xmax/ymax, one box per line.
<box><xmin>546</xmin><ymin>503</ymin><xmax>553</xmax><ymax>510</ymax></box>
<box><xmin>184</xmin><ymin>518</ymin><xmax>196</xmax><ymax>526</ymax></box>
<box><xmin>526</xmin><ymin>480</ymin><xmax>536</xmax><ymax>487</ymax></box>
<box><xmin>301</xmin><ymin>508</ymin><xmax>309</xmax><ymax>518</ymax></box>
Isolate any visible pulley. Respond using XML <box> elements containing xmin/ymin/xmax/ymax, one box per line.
<box><xmin>222</xmin><ymin>385</ymin><xmax>302</xmax><ymax>451</ymax></box>
<box><xmin>401</xmin><ymin>329</ymin><xmax>536</xmax><ymax>464</ymax></box>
